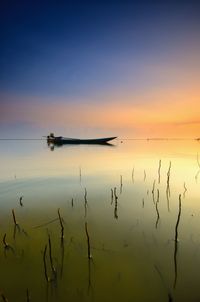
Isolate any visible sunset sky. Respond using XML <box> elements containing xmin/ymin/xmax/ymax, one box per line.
<box><xmin>1</xmin><ymin>1</ymin><xmax>200</xmax><ymax>138</ymax></box>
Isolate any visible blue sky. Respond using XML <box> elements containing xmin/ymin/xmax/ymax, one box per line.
<box><xmin>1</xmin><ymin>1</ymin><xmax>199</xmax><ymax>98</ymax></box>
<box><xmin>0</xmin><ymin>1</ymin><xmax>200</xmax><ymax>138</ymax></box>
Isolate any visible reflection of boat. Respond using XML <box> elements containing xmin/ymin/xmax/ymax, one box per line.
<box><xmin>47</xmin><ymin>134</ymin><xmax>117</xmax><ymax>145</ymax></box>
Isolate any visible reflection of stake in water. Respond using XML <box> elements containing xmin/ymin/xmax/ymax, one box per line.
<box><xmin>60</xmin><ymin>241</ymin><xmax>65</xmax><ymax>278</ymax></box>
<box><xmin>26</xmin><ymin>289</ymin><xmax>30</xmax><ymax>302</ymax></box>
<box><xmin>85</xmin><ymin>222</ymin><xmax>92</xmax><ymax>260</ymax></box>
<box><xmin>158</xmin><ymin>159</ymin><xmax>162</xmax><ymax>184</ymax></box>
<box><xmin>166</xmin><ymin>161</ymin><xmax>171</xmax><ymax>212</ymax></box>
<box><xmin>58</xmin><ymin>208</ymin><xmax>64</xmax><ymax>244</ymax></box>
<box><xmin>183</xmin><ymin>182</ymin><xmax>187</xmax><ymax>198</ymax></box>
<box><xmin>143</xmin><ymin>170</ymin><xmax>146</xmax><ymax>182</ymax></box>
<box><xmin>120</xmin><ymin>175</ymin><xmax>123</xmax><ymax>194</ymax></box>
<box><xmin>114</xmin><ymin>187</ymin><xmax>118</xmax><ymax>219</ymax></box>
<box><xmin>48</xmin><ymin>234</ymin><xmax>57</xmax><ymax>278</ymax></box>
<box><xmin>155</xmin><ymin>189</ymin><xmax>160</xmax><ymax>229</ymax></box>
<box><xmin>154</xmin><ymin>265</ymin><xmax>173</xmax><ymax>302</ymax></box>
<box><xmin>84</xmin><ymin>188</ymin><xmax>88</xmax><ymax>217</ymax></box>
<box><xmin>173</xmin><ymin>194</ymin><xmax>182</xmax><ymax>289</ymax></box>
<box><xmin>43</xmin><ymin>244</ymin><xmax>50</xmax><ymax>282</ymax></box>
<box><xmin>152</xmin><ymin>180</ymin><xmax>156</xmax><ymax>204</ymax></box>
<box><xmin>85</xmin><ymin>222</ymin><xmax>93</xmax><ymax>295</ymax></box>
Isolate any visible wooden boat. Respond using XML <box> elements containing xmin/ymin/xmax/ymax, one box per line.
<box><xmin>47</xmin><ymin>135</ymin><xmax>117</xmax><ymax>145</ymax></box>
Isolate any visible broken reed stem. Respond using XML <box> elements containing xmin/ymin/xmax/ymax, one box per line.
<box><xmin>3</xmin><ymin>233</ymin><xmax>9</xmax><ymax>248</ymax></box>
<box><xmin>43</xmin><ymin>244</ymin><xmax>49</xmax><ymax>282</ymax></box>
<box><xmin>48</xmin><ymin>234</ymin><xmax>56</xmax><ymax>276</ymax></box>
<box><xmin>158</xmin><ymin>159</ymin><xmax>161</xmax><ymax>184</ymax></box>
<box><xmin>12</xmin><ymin>209</ymin><xmax>18</xmax><ymax>226</ymax></box>
<box><xmin>19</xmin><ymin>196</ymin><xmax>23</xmax><ymax>206</ymax></box>
<box><xmin>85</xmin><ymin>222</ymin><xmax>91</xmax><ymax>259</ymax></box>
<box><xmin>58</xmin><ymin>208</ymin><xmax>64</xmax><ymax>242</ymax></box>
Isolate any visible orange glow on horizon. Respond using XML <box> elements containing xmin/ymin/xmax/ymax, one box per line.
<box><xmin>1</xmin><ymin>87</ymin><xmax>200</xmax><ymax>138</ymax></box>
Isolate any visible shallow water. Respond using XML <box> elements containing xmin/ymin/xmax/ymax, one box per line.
<box><xmin>0</xmin><ymin>139</ymin><xmax>200</xmax><ymax>301</ymax></box>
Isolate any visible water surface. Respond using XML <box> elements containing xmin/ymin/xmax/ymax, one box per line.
<box><xmin>0</xmin><ymin>139</ymin><xmax>200</xmax><ymax>301</ymax></box>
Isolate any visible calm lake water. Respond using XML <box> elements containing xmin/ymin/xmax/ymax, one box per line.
<box><xmin>0</xmin><ymin>138</ymin><xmax>200</xmax><ymax>301</ymax></box>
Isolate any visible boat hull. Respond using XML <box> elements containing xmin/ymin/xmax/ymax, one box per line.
<box><xmin>47</xmin><ymin>136</ymin><xmax>117</xmax><ymax>145</ymax></box>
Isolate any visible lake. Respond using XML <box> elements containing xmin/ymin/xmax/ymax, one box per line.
<box><xmin>0</xmin><ymin>138</ymin><xmax>200</xmax><ymax>301</ymax></box>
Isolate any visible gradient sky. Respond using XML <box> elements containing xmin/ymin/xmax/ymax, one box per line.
<box><xmin>1</xmin><ymin>0</ymin><xmax>200</xmax><ymax>138</ymax></box>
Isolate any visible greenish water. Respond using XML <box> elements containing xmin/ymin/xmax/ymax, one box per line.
<box><xmin>0</xmin><ymin>139</ymin><xmax>200</xmax><ymax>301</ymax></box>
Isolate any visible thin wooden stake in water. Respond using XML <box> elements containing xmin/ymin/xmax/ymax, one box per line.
<box><xmin>19</xmin><ymin>196</ymin><xmax>23</xmax><ymax>207</ymax></box>
<box><xmin>12</xmin><ymin>209</ymin><xmax>18</xmax><ymax>226</ymax></box>
<box><xmin>173</xmin><ymin>194</ymin><xmax>182</xmax><ymax>289</ymax></box>
<box><xmin>155</xmin><ymin>189</ymin><xmax>160</xmax><ymax>228</ymax></box>
<box><xmin>120</xmin><ymin>175</ymin><xmax>123</xmax><ymax>193</ymax></box>
<box><xmin>85</xmin><ymin>222</ymin><xmax>92</xmax><ymax>259</ymax></box>
<box><xmin>84</xmin><ymin>188</ymin><xmax>88</xmax><ymax>217</ymax></box>
<box><xmin>3</xmin><ymin>233</ymin><xmax>9</xmax><ymax>249</ymax></box>
<box><xmin>152</xmin><ymin>180</ymin><xmax>156</xmax><ymax>203</ymax></box>
<box><xmin>48</xmin><ymin>234</ymin><xmax>56</xmax><ymax>276</ymax></box>
<box><xmin>166</xmin><ymin>161</ymin><xmax>171</xmax><ymax>211</ymax></box>
<box><xmin>58</xmin><ymin>208</ymin><xmax>64</xmax><ymax>243</ymax></box>
<box><xmin>114</xmin><ymin>187</ymin><xmax>118</xmax><ymax>219</ymax></box>
<box><xmin>43</xmin><ymin>244</ymin><xmax>49</xmax><ymax>282</ymax></box>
